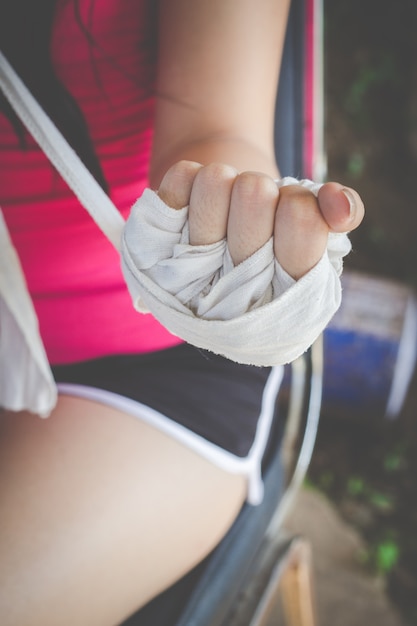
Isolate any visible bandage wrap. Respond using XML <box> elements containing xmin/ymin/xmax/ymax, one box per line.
<box><xmin>121</xmin><ymin>177</ymin><xmax>351</xmax><ymax>366</ymax></box>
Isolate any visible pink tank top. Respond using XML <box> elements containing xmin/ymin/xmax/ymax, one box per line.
<box><xmin>0</xmin><ymin>0</ymin><xmax>182</xmax><ymax>364</ymax></box>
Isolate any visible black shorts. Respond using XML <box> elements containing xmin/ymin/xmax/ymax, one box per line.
<box><xmin>52</xmin><ymin>343</ymin><xmax>285</xmax><ymax>504</ymax></box>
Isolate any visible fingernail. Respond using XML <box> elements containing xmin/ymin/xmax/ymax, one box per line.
<box><xmin>341</xmin><ymin>188</ymin><xmax>356</xmax><ymax>219</ymax></box>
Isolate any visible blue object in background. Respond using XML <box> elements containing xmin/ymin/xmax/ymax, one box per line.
<box><xmin>322</xmin><ymin>271</ymin><xmax>417</xmax><ymax>419</ymax></box>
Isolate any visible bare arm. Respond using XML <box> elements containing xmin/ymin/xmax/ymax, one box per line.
<box><xmin>150</xmin><ymin>0</ymin><xmax>364</xmax><ymax>278</ymax></box>
<box><xmin>150</xmin><ymin>0</ymin><xmax>291</xmax><ymax>185</ymax></box>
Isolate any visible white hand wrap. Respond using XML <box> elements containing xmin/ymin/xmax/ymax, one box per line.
<box><xmin>121</xmin><ymin>177</ymin><xmax>351</xmax><ymax>366</ymax></box>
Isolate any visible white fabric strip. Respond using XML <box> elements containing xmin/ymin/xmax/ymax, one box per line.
<box><xmin>0</xmin><ymin>212</ymin><xmax>57</xmax><ymax>416</ymax></box>
<box><xmin>121</xmin><ymin>184</ymin><xmax>351</xmax><ymax>366</ymax></box>
<box><xmin>0</xmin><ymin>51</ymin><xmax>124</xmax><ymax>250</ymax></box>
<box><xmin>0</xmin><ymin>51</ymin><xmax>124</xmax><ymax>415</ymax></box>
<box><xmin>386</xmin><ymin>293</ymin><xmax>417</xmax><ymax>417</ymax></box>
<box><xmin>245</xmin><ymin>365</ymin><xmax>285</xmax><ymax>503</ymax></box>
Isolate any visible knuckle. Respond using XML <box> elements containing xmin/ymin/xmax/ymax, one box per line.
<box><xmin>173</xmin><ymin>159</ymin><xmax>202</xmax><ymax>174</ymax></box>
<box><xmin>194</xmin><ymin>162</ymin><xmax>238</xmax><ymax>189</ymax></box>
<box><xmin>278</xmin><ymin>186</ymin><xmax>321</xmax><ymax>224</ymax></box>
<box><xmin>234</xmin><ymin>172</ymin><xmax>278</xmax><ymax>205</ymax></box>
<box><xmin>158</xmin><ymin>160</ymin><xmax>202</xmax><ymax>209</ymax></box>
<box><xmin>165</xmin><ymin>159</ymin><xmax>202</xmax><ymax>186</ymax></box>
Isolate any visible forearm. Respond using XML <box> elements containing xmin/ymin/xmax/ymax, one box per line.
<box><xmin>150</xmin><ymin>0</ymin><xmax>290</xmax><ymax>189</ymax></box>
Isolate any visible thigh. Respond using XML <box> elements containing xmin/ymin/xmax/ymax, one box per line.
<box><xmin>52</xmin><ymin>344</ymin><xmax>275</xmax><ymax>459</ymax></box>
<box><xmin>0</xmin><ymin>395</ymin><xmax>246</xmax><ymax>626</ymax></box>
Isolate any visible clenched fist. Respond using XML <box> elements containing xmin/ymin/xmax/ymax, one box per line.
<box><xmin>158</xmin><ymin>160</ymin><xmax>364</xmax><ymax>280</ymax></box>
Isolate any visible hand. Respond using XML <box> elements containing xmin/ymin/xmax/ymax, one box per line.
<box><xmin>157</xmin><ymin>160</ymin><xmax>364</xmax><ymax>280</ymax></box>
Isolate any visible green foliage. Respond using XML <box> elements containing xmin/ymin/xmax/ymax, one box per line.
<box><xmin>383</xmin><ymin>447</ymin><xmax>406</xmax><ymax>472</ymax></box>
<box><xmin>358</xmin><ymin>538</ymin><xmax>400</xmax><ymax>576</ymax></box>
<box><xmin>346</xmin><ymin>152</ymin><xmax>365</xmax><ymax>178</ymax></box>
<box><xmin>347</xmin><ymin>476</ymin><xmax>365</xmax><ymax>496</ymax></box>
<box><xmin>369</xmin><ymin>491</ymin><xmax>394</xmax><ymax>513</ymax></box>
<box><xmin>375</xmin><ymin>539</ymin><xmax>399</xmax><ymax>575</ymax></box>
<box><xmin>345</xmin><ymin>476</ymin><xmax>394</xmax><ymax>513</ymax></box>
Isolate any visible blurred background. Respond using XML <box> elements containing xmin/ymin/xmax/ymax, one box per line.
<box><xmin>307</xmin><ymin>1</ymin><xmax>417</xmax><ymax>624</ymax></box>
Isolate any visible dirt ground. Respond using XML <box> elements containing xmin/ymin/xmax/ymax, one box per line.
<box><xmin>311</xmin><ymin>1</ymin><xmax>417</xmax><ymax>624</ymax></box>
<box><xmin>283</xmin><ymin>489</ymin><xmax>408</xmax><ymax>626</ymax></box>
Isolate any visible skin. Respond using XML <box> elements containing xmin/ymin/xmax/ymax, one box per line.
<box><xmin>157</xmin><ymin>161</ymin><xmax>363</xmax><ymax>277</ymax></box>
<box><xmin>0</xmin><ymin>1</ymin><xmax>364</xmax><ymax>625</ymax></box>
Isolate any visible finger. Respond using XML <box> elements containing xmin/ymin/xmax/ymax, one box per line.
<box><xmin>158</xmin><ymin>160</ymin><xmax>202</xmax><ymax>210</ymax></box>
<box><xmin>227</xmin><ymin>172</ymin><xmax>279</xmax><ymax>266</ymax></box>
<box><xmin>274</xmin><ymin>185</ymin><xmax>329</xmax><ymax>280</ymax></box>
<box><xmin>317</xmin><ymin>182</ymin><xmax>365</xmax><ymax>233</ymax></box>
<box><xmin>189</xmin><ymin>162</ymin><xmax>238</xmax><ymax>245</ymax></box>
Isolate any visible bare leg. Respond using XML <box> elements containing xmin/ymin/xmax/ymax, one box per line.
<box><xmin>0</xmin><ymin>395</ymin><xmax>246</xmax><ymax>626</ymax></box>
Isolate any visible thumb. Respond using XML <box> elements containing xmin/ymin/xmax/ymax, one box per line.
<box><xmin>317</xmin><ymin>182</ymin><xmax>365</xmax><ymax>233</ymax></box>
